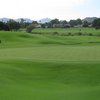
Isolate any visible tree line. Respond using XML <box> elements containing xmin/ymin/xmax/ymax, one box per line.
<box><xmin>0</xmin><ymin>18</ymin><xmax>100</xmax><ymax>32</ymax></box>
<box><xmin>0</xmin><ymin>19</ymin><xmax>31</xmax><ymax>31</ymax></box>
<box><xmin>41</xmin><ymin>18</ymin><xmax>100</xmax><ymax>28</ymax></box>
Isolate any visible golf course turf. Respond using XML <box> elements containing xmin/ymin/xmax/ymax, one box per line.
<box><xmin>0</xmin><ymin>29</ymin><xmax>100</xmax><ymax>100</ymax></box>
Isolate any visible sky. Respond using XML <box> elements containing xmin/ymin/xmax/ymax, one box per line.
<box><xmin>0</xmin><ymin>0</ymin><xmax>100</xmax><ymax>20</ymax></box>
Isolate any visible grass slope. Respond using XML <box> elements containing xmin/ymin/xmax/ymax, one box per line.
<box><xmin>0</xmin><ymin>30</ymin><xmax>100</xmax><ymax>100</ymax></box>
<box><xmin>32</xmin><ymin>28</ymin><xmax>100</xmax><ymax>35</ymax></box>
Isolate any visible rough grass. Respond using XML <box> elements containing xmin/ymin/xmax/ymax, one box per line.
<box><xmin>0</xmin><ymin>31</ymin><xmax>100</xmax><ymax>48</ymax></box>
<box><xmin>0</xmin><ymin>30</ymin><xmax>100</xmax><ymax>100</ymax></box>
<box><xmin>32</xmin><ymin>27</ymin><xmax>100</xmax><ymax>35</ymax></box>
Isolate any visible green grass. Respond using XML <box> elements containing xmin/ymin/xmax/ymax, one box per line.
<box><xmin>0</xmin><ymin>30</ymin><xmax>100</xmax><ymax>48</ymax></box>
<box><xmin>32</xmin><ymin>27</ymin><xmax>100</xmax><ymax>35</ymax></box>
<box><xmin>0</xmin><ymin>30</ymin><xmax>100</xmax><ymax>100</ymax></box>
<box><xmin>0</xmin><ymin>60</ymin><xmax>100</xmax><ymax>100</ymax></box>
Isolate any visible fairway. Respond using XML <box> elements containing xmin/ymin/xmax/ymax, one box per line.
<box><xmin>0</xmin><ymin>30</ymin><xmax>100</xmax><ymax>100</ymax></box>
<box><xmin>32</xmin><ymin>28</ymin><xmax>100</xmax><ymax>35</ymax></box>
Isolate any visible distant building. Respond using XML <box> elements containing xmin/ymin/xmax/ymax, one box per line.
<box><xmin>35</xmin><ymin>24</ymin><xmax>41</xmax><ymax>28</ymax></box>
<box><xmin>53</xmin><ymin>24</ymin><xmax>70</xmax><ymax>28</ymax></box>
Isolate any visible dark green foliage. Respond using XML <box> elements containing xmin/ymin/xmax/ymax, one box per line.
<box><xmin>0</xmin><ymin>21</ymin><xmax>4</xmax><ymax>30</ymax></box>
<box><xmin>76</xmin><ymin>18</ymin><xmax>82</xmax><ymax>25</ymax></box>
<box><xmin>75</xmin><ymin>32</ymin><xmax>83</xmax><ymax>36</ymax></box>
<box><xmin>0</xmin><ymin>21</ymin><xmax>10</xmax><ymax>31</ymax></box>
<box><xmin>95</xmin><ymin>26</ymin><xmax>100</xmax><ymax>30</ymax></box>
<box><xmin>69</xmin><ymin>20</ymin><xmax>77</xmax><ymax>27</ymax></box>
<box><xmin>7</xmin><ymin>19</ymin><xmax>20</xmax><ymax>31</ymax></box>
<box><xmin>69</xmin><ymin>19</ymin><xmax>82</xmax><ymax>27</ymax></box>
<box><xmin>88</xmin><ymin>33</ymin><xmax>93</xmax><ymax>36</ymax></box>
<box><xmin>83</xmin><ymin>21</ymin><xmax>90</xmax><ymax>27</ymax></box>
<box><xmin>93</xmin><ymin>18</ymin><xmax>100</xmax><ymax>29</ymax></box>
<box><xmin>50</xmin><ymin>19</ymin><xmax>60</xmax><ymax>25</ymax></box>
<box><xmin>53</xmin><ymin>32</ymin><xmax>59</xmax><ymax>35</ymax></box>
<box><xmin>68</xmin><ymin>32</ymin><xmax>72</xmax><ymax>36</ymax></box>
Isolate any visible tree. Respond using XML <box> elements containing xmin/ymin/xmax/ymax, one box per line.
<box><xmin>0</xmin><ymin>21</ymin><xmax>4</xmax><ymax>30</ymax></box>
<box><xmin>50</xmin><ymin>19</ymin><xmax>60</xmax><ymax>27</ymax></box>
<box><xmin>83</xmin><ymin>21</ymin><xmax>89</xmax><ymax>27</ymax></box>
<box><xmin>60</xmin><ymin>20</ymin><xmax>70</xmax><ymax>28</ymax></box>
<box><xmin>7</xmin><ymin>19</ymin><xmax>20</xmax><ymax>31</ymax></box>
<box><xmin>50</xmin><ymin>19</ymin><xmax>59</xmax><ymax>24</ymax></box>
<box><xmin>20</xmin><ymin>18</ymin><xmax>25</xmax><ymax>28</ymax></box>
<box><xmin>93</xmin><ymin>18</ymin><xmax>100</xmax><ymax>29</ymax></box>
<box><xmin>76</xmin><ymin>19</ymin><xmax>82</xmax><ymax>25</ymax></box>
<box><xmin>69</xmin><ymin>19</ymin><xmax>82</xmax><ymax>27</ymax></box>
<box><xmin>69</xmin><ymin>20</ymin><xmax>77</xmax><ymax>27</ymax></box>
<box><xmin>60</xmin><ymin>20</ymin><xmax>67</xmax><ymax>24</ymax></box>
<box><xmin>32</xmin><ymin>21</ymin><xmax>38</xmax><ymax>24</ymax></box>
<box><xmin>3</xmin><ymin>24</ymin><xmax>10</xmax><ymax>31</ymax></box>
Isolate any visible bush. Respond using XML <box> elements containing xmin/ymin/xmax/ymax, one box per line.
<box><xmin>88</xmin><ymin>33</ymin><xmax>93</xmax><ymax>36</ymax></box>
<box><xmin>67</xmin><ymin>32</ymin><xmax>72</xmax><ymax>36</ymax></box>
<box><xmin>53</xmin><ymin>32</ymin><xmax>58</xmax><ymax>35</ymax></box>
<box><xmin>77</xmin><ymin>32</ymin><xmax>82</xmax><ymax>36</ymax></box>
<box><xmin>95</xmin><ymin>26</ymin><xmax>100</xmax><ymax>30</ymax></box>
<box><xmin>26</xmin><ymin>24</ymin><xmax>35</xmax><ymax>33</ymax></box>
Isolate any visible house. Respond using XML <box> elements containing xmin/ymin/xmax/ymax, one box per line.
<box><xmin>74</xmin><ymin>24</ymin><xmax>83</xmax><ymax>28</ymax></box>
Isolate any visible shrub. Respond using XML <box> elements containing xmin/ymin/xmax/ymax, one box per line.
<box><xmin>26</xmin><ymin>24</ymin><xmax>35</xmax><ymax>33</ymax></box>
<box><xmin>67</xmin><ymin>32</ymin><xmax>72</xmax><ymax>36</ymax></box>
<box><xmin>77</xmin><ymin>32</ymin><xmax>82</xmax><ymax>36</ymax></box>
<box><xmin>95</xmin><ymin>26</ymin><xmax>100</xmax><ymax>30</ymax></box>
<box><xmin>88</xmin><ymin>33</ymin><xmax>93</xmax><ymax>36</ymax></box>
<box><xmin>53</xmin><ymin>32</ymin><xmax>58</xmax><ymax>35</ymax></box>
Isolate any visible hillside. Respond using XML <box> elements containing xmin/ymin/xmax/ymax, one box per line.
<box><xmin>0</xmin><ymin>30</ymin><xmax>100</xmax><ymax>48</ymax></box>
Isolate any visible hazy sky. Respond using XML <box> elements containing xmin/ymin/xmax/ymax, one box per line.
<box><xmin>0</xmin><ymin>0</ymin><xmax>100</xmax><ymax>20</ymax></box>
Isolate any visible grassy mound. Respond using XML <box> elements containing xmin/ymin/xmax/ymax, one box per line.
<box><xmin>0</xmin><ymin>31</ymin><xmax>100</xmax><ymax>48</ymax></box>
